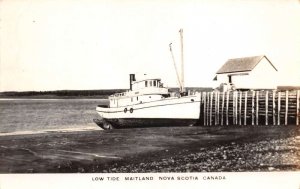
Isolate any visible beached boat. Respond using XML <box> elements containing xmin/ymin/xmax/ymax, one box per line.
<box><xmin>94</xmin><ymin>29</ymin><xmax>201</xmax><ymax>130</ymax></box>
<box><xmin>94</xmin><ymin>74</ymin><xmax>201</xmax><ymax>129</ymax></box>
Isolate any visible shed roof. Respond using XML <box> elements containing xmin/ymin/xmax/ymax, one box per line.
<box><xmin>216</xmin><ymin>55</ymin><xmax>277</xmax><ymax>74</ymax></box>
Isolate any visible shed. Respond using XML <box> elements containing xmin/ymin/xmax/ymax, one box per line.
<box><xmin>214</xmin><ymin>55</ymin><xmax>278</xmax><ymax>90</ymax></box>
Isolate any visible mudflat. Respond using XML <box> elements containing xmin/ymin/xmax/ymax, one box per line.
<box><xmin>0</xmin><ymin>125</ymin><xmax>299</xmax><ymax>173</ymax></box>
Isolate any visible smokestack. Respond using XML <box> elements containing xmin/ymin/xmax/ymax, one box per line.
<box><xmin>129</xmin><ymin>74</ymin><xmax>136</xmax><ymax>90</ymax></box>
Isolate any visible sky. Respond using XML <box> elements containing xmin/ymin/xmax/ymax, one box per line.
<box><xmin>0</xmin><ymin>0</ymin><xmax>300</xmax><ymax>91</ymax></box>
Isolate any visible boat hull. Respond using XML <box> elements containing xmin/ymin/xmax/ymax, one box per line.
<box><xmin>96</xmin><ymin>94</ymin><xmax>201</xmax><ymax>129</ymax></box>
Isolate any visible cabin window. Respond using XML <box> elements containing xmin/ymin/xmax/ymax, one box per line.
<box><xmin>150</xmin><ymin>81</ymin><xmax>152</xmax><ymax>86</ymax></box>
<box><xmin>153</xmin><ymin>80</ymin><xmax>156</xmax><ymax>87</ymax></box>
<box><xmin>137</xmin><ymin>97</ymin><xmax>138</xmax><ymax>101</ymax></box>
<box><xmin>159</xmin><ymin>82</ymin><xmax>163</xmax><ymax>87</ymax></box>
<box><xmin>145</xmin><ymin>81</ymin><xmax>148</xmax><ymax>87</ymax></box>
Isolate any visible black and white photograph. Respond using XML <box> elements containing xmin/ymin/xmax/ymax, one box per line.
<box><xmin>0</xmin><ymin>0</ymin><xmax>300</xmax><ymax>188</ymax></box>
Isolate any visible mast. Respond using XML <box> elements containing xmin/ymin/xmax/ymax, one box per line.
<box><xmin>179</xmin><ymin>28</ymin><xmax>185</xmax><ymax>93</ymax></box>
<box><xmin>169</xmin><ymin>43</ymin><xmax>182</xmax><ymax>90</ymax></box>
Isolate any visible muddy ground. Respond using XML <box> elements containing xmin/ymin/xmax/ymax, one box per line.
<box><xmin>0</xmin><ymin>125</ymin><xmax>299</xmax><ymax>173</ymax></box>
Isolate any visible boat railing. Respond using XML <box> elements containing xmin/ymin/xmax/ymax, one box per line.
<box><xmin>110</xmin><ymin>92</ymin><xmax>127</xmax><ymax>98</ymax></box>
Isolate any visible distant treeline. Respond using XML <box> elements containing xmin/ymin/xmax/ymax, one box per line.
<box><xmin>277</xmin><ymin>86</ymin><xmax>300</xmax><ymax>91</ymax></box>
<box><xmin>0</xmin><ymin>87</ymin><xmax>213</xmax><ymax>99</ymax></box>
<box><xmin>0</xmin><ymin>89</ymin><xmax>127</xmax><ymax>98</ymax></box>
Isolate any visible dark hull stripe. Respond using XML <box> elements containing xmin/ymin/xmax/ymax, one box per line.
<box><xmin>96</xmin><ymin>100</ymin><xmax>201</xmax><ymax>113</ymax></box>
<box><xmin>104</xmin><ymin>118</ymin><xmax>198</xmax><ymax>128</ymax></box>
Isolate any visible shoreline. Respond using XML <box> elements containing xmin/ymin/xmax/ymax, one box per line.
<box><xmin>0</xmin><ymin>96</ymin><xmax>109</xmax><ymax>99</ymax></box>
<box><xmin>0</xmin><ymin>125</ymin><xmax>299</xmax><ymax>173</ymax></box>
<box><xmin>0</xmin><ymin>98</ymin><xmax>108</xmax><ymax>100</ymax></box>
<box><xmin>0</xmin><ymin>126</ymin><xmax>101</xmax><ymax>137</ymax></box>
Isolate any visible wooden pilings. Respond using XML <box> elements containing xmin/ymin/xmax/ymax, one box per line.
<box><xmin>198</xmin><ymin>90</ymin><xmax>300</xmax><ymax>126</ymax></box>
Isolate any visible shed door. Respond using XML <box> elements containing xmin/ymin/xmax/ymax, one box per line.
<box><xmin>228</xmin><ymin>75</ymin><xmax>232</xmax><ymax>83</ymax></box>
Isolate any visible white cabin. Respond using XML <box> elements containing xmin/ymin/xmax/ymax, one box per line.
<box><xmin>109</xmin><ymin>74</ymin><xmax>169</xmax><ymax>108</ymax></box>
<box><xmin>214</xmin><ymin>55</ymin><xmax>278</xmax><ymax>90</ymax></box>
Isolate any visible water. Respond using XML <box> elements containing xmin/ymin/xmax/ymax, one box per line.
<box><xmin>0</xmin><ymin>98</ymin><xmax>108</xmax><ymax>135</ymax></box>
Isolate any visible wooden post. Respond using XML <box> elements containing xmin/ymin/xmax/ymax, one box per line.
<box><xmin>272</xmin><ymin>91</ymin><xmax>276</xmax><ymax>125</ymax></box>
<box><xmin>265</xmin><ymin>91</ymin><xmax>268</xmax><ymax>125</ymax></box>
<box><xmin>236</xmin><ymin>92</ymin><xmax>238</xmax><ymax>125</ymax></box>
<box><xmin>217</xmin><ymin>92</ymin><xmax>220</xmax><ymax>125</ymax></box>
<box><xmin>203</xmin><ymin>92</ymin><xmax>206</xmax><ymax>126</ymax></box>
<box><xmin>252</xmin><ymin>91</ymin><xmax>255</xmax><ymax>125</ymax></box>
<box><xmin>221</xmin><ymin>92</ymin><xmax>225</xmax><ymax>125</ymax></box>
<box><xmin>226</xmin><ymin>91</ymin><xmax>229</xmax><ymax>125</ymax></box>
<box><xmin>205</xmin><ymin>92</ymin><xmax>207</xmax><ymax>126</ymax></box>
<box><xmin>207</xmin><ymin>92</ymin><xmax>210</xmax><ymax>126</ymax></box>
<box><xmin>256</xmin><ymin>91</ymin><xmax>259</xmax><ymax>125</ymax></box>
<box><xmin>244</xmin><ymin>91</ymin><xmax>247</xmax><ymax>125</ymax></box>
<box><xmin>199</xmin><ymin>92</ymin><xmax>202</xmax><ymax>124</ymax></box>
<box><xmin>237</xmin><ymin>92</ymin><xmax>239</xmax><ymax>125</ymax></box>
<box><xmin>278</xmin><ymin>92</ymin><xmax>281</xmax><ymax>125</ymax></box>
<box><xmin>233</xmin><ymin>92</ymin><xmax>236</xmax><ymax>125</ymax></box>
<box><xmin>206</xmin><ymin>92</ymin><xmax>209</xmax><ymax>126</ymax></box>
<box><xmin>210</xmin><ymin>92</ymin><xmax>213</xmax><ymax>126</ymax></box>
<box><xmin>285</xmin><ymin>90</ymin><xmax>288</xmax><ymax>125</ymax></box>
<box><xmin>215</xmin><ymin>92</ymin><xmax>218</xmax><ymax>125</ymax></box>
<box><xmin>239</xmin><ymin>92</ymin><xmax>242</xmax><ymax>125</ymax></box>
<box><xmin>297</xmin><ymin>90</ymin><xmax>300</xmax><ymax>125</ymax></box>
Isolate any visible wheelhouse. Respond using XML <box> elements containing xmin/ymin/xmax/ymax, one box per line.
<box><xmin>108</xmin><ymin>74</ymin><xmax>169</xmax><ymax>108</ymax></box>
